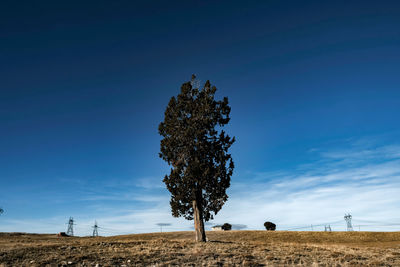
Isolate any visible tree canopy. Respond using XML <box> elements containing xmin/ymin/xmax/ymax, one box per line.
<box><xmin>159</xmin><ymin>75</ymin><xmax>235</xmax><ymax>241</ymax></box>
<box><xmin>264</xmin><ymin>221</ymin><xmax>276</xmax><ymax>231</ymax></box>
<box><xmin>222</xmin><ymin>223</ymin><xmax>232</xmax><ymax>231</ymax></box>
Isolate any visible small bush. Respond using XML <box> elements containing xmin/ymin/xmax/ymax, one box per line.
<box><xmin>264</xmin><ymin>221</ymin><xmax>276</xmax><ymax>231</ymax></box>
<box><xmin>222</xmin><ymin>223</ymin><xmax>232</xmax><ymax>231</ymax></box>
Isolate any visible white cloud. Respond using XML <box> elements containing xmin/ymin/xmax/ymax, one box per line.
<box><xmin>2</xmin><ymin>139</ymin><xmax>400</xmax><ymax>235</ymax></box>
<box><xmin>214</xmin><ymin>142</ymin><xmax>400</xmax><ymax>231</ymax></box>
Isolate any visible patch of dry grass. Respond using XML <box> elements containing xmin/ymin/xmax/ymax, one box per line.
<box><xmin>0</xmin><ymin>231</ymin><xmax>399</xmax><ymax>266</ymax></box>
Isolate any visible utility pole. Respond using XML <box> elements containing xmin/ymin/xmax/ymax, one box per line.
<box><xmin>311</xmin><ymin>224</ymin><xmax>313</xmax><ymax>231</ymax></box>
<box><xmin>66</xmin><ymin>217</ymin><xmax>74</xmax><ymax>236</ymax></box>
<box><xmin>344</xmin><ymin>214</ymin><xmax>354</xmax><ymax>231</ymax></box>
<box><xmin>92</xmin><ymin>221</ymin><xmax>99</xmax><ymax>237</ymax></box>
<box><xmin>156</xmin><ymin>223</ymin><xmax>171</xmax><ymax>233</ymax></box>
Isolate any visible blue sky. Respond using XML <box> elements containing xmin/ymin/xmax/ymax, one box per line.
<box><xmin>1</xmin><ymin>1</ymin><xmax>400</xmax><ymax>235</ymax></box>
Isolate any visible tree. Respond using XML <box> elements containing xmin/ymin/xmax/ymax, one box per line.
<box><xmin>264</xmin><ymin>221</ymin><xmax>276</xmax><ymax>231</ymax></box>
<box><xmin>159</xmin><ymin>75</ymin><xmax>235</xmax><ymax>242</ymax></box>
<box><xmin>222</xmin><ymin>223</ymin><xmax>232</xmax><ymax>231</ymax></box>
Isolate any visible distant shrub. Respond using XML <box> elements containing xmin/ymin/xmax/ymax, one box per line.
<box><xmin>264</xmin><ymin>221</ymin><xmax>276</xmax><ymax>231</ymax></box>
<box><xmin>222</xmin><ymin>223</ymin><xmax>232</xmax><ymax>231</ymax></box>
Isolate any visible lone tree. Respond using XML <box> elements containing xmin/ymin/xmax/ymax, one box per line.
<box><xmin>222</xmin><ymin>223</ymin><xmax>232</xmax><ymax>231</ymax></box>
<box><xmin>159</xmin><ymin>75</ymin><xmax>235</xmax><ymax>242</ymax></box>
<box><xmin>264</xmin><ymin>221</ymin><xmax>276</xmax><ymax>231</ymax></box>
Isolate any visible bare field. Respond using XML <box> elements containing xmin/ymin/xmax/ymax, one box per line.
<box><xmin>1</xmin><ymin>231</ymin><xmax>400</xmax><ymax>266</ymax></box>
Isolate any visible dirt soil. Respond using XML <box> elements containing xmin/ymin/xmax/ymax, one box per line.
<box><xmin>1</xmin><ymin>231</ymin><xmax>400</xmax><ymax>266</ymax></box>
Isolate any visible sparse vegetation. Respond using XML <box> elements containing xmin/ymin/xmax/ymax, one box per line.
<box><xmin>264</xmin><ymin>221</ymin><xmax>276</xmax><ymax>231</ymax></box>
<box><xmin>1</xmin><ymin>231</ymin><xmax>400</xmax><ymax>266</ymax></box>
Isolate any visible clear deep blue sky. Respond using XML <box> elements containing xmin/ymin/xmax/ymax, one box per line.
<box><xmin>1</xmin><ymin>1</ymin><xmax>400</xmax><ymax>234</ymax></box>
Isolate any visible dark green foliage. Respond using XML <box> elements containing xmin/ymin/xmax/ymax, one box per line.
<box><xmin>159</xmin><ymin>75</ymin><xmax>235</xmax><ymax>222</ymax></box>
<box><xmin>222</xmin><ymin>223</ymin><xmax>232</xmax><ymax>231</ymax></box>
<box><xmin>264</xmin><ymin>221</ymin><xmax>276</xmax><ymax>231</ymax></box>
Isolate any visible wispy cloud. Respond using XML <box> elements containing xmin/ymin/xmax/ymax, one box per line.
<box><xmin>2</xmin><ymin>139</ymin><xmax>400</xmax><ymax>235</ymax></box>
<box><xmin>320</xmin><ymin>144</ymin><xmax>400</xmax><ymax>161</ymax></box>
<box><xmin>216</xmin><ymin>141</ymin><xmax>400</xmax><ymax>231</ymax></box>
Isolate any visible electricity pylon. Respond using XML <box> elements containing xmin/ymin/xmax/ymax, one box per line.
<box><xmin>344</xmin><ymin>214</ymin><xmax>354</xmax><ymax>231</ymax></box>
<box><xmin>66</xmin><ymin>217</ymin><xmax>74</xmax><ymax>236</ymax></box>
<box><xmin>92</xmin><ymin>221</ymin><xmax>99</xmax><ymax>237</ymax></box>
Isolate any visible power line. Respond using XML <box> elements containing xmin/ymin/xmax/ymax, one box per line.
<box><xmin>59</xmin><ymin>214</ymin><xmax>400</xmax><ymax>236</ymax></box>
<box><xmin>283</xmin><ymin>220</ymin><xmax>343</xmax><ymax>231</ymax></box>
<box><xmin>156</xmin><ymin>223</ymin><xmax>172</xmax><ymax>233</ymax></box>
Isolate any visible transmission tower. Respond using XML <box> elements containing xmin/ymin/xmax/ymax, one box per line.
<box><xmin>66</xmin><ymin>217</ymin><xmax>74</xmax><ymax>236</ymax></box>
<box><xmin>344</xmin><ymin>214</ymin><xmax>354</xmax><ymax>231</ymax></box>
<box><xmin>324</xmin><ymin>225</ymin><xmax>332</xmax><ymax>232</ymax></box>
<box><xmin>92</xmin><ymin>221</ymin><xmax>99</xmax><ymax>237</ymax></box>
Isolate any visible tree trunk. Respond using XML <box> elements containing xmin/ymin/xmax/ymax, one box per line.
<box><xmin>193</xmin><ymin>199</ymin><xmax>206</xmax><ymax>242</ymax></box>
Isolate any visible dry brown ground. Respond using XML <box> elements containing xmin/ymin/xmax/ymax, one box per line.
<box><xmin>1</xmin><ymin>231</ymin><xmax>400</xmax><ymax>266</ymax></box>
